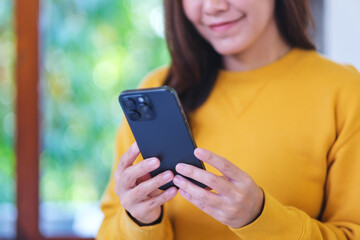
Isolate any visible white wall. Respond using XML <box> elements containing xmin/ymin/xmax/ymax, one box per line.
<box><xmin>324</xmin><ymin>0</ymin><xmax>360</xmax><ymax>70</ymax></box>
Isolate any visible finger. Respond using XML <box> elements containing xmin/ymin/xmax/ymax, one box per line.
<box><xmin>136</xmin><ymin>173</ymin><xmax>163</xmax><ymax>197</ymax></box>
<box><xmin>173</xmin><ymin>175</ymin><xmax>220</xmax><ymax>208</ymax></box>
<box><xmin>117</xmin><ymin>142</ymin><xmax>140</xmax><ymax>173</ymax></box>
<box><xmin>178</xmin><ymin>188</ymin><xmax>223</xmax><ymax>219</ymax></box>
<box><xmin>130</xmin><ymin>171</ymin><xmax>174</xmax><ymax>201</ymax></box>
<box><xmin>123</xmin><ymin>157</ymin><xmax>161</xmax><ymax>189</ymax></box>
<box><xmin>194</xmin><ymin>148</ymin><xmax>243</xmax><ymax>180</ymax></box>
<box><xmin>148</xmin><ymin>189</ymin><xmax>163</xmax><ymax>198</ymax></box>
<box><xmin>176</xmin><ymin>163</ymin><xmax>231</xmax><ymax>195</ymax></box>
<box><xmin>130</xmin><ymin>177</ymin><xmax>163</xmax><ymax>198</ymax></box>
<box><xmin>140</xmin><ymin>187</ymin><xmax>178</xmax><ymax>210</ymax></box>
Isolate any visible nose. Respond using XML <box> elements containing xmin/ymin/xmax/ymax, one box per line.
<box><xmin>203</xmin><ymin>0</ymin><xmax>229</xmax><ymax>15</ymax></box>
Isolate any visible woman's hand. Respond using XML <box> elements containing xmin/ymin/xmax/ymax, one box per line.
<box><xmin>114</xmin><ymin>142</ymin><xmax>177</xmax><ymax>225</ymax></box>
<box><xmin>173</xmin><ymin>148</ymin><xmax>264</xmax><ymax>229</ymax></box>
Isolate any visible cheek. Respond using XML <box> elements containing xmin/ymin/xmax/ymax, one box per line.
<box><xmin>246</xmin><ymin>0</ymin><xmax>276</xmax><ymax>29</ymax></box>
<box><xmin>182</xmin><ymin>0</ymin><xmax>202</xmax><ymax>24</ymax></box>
<box><xmin>233</xmin><ymin>0</ymin><xmax>277</xmax><ymax>44</ymax></box>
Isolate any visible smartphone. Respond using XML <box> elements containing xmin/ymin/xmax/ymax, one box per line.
<box><xmin>119</xmin><ymin>86</ymin><xmax>206</xmax><ymax>190</ymax></box>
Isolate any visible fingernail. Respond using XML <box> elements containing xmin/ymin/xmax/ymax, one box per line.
<box><xmin>173</xmin><ymin>175</ymin><xmax>182</xmax><ymax>185</ymax></box>
<box><xmin>131</xmin><ymin>142</ymin><xmax>138</xmax><ymax>153</ymax></box>
<box><xmin>167</xmin><ymin>187</ymin><xmax>177</xmax><ymax>195</ymax></box>
<box><xmin>195</xmin><ymin>148</ymin><xmax>205</xmax><ymax>157</ymax></box>
<box><xmin>176</xmin><ymin>163</ymin><xmax>185</xmax><ymax>172</ymax></box>
<box><xmin>162</xmin><ymin>171</ymin><xmax>173</xmax><ymax>181</ymax></box>
<box><xmin>148</xmin><ymin>158</ymin><xmax>158</xmax><ymax>167</ymax></box>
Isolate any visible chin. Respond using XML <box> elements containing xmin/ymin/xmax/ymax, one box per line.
<box><xmin>209</xmin><ymin>37</ymin><xmax>253</xmax><ymax>56</ymax></box>
<box><xmin>212</xmin><ymin>44</ymin><xmax>247</xmax><ymax>56</ymax></box>
<box><xmin>198</xmin><ymin>26</ymin><xmax>255</xmax><ymax>56</ymax></box>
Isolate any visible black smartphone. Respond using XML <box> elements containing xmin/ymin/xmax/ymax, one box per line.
<box><xmin>119</xmin><ymin>86</ymin><xmax>206</xmax><ymax>190</ymax></box>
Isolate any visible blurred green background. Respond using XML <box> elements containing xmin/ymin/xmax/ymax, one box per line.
<box><xmin>40</xmin><ymin>0</ymin><xmax>169</xmax><ymax>204</ymax></box>
<box><xmin>0</xmin><ymin>0</ymin><xmax>15</xmax><ymax>205</ymax></box>
<box><xmin>0</xmin><ymin>0</ymin><xmax>169</xmax><ymax>236</ymax></box>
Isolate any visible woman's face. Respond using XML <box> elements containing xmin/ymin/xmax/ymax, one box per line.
<box><xmin>182</xmin><ymin>0</ymin><xmax>277</xmax><ymax>56</ymax></box>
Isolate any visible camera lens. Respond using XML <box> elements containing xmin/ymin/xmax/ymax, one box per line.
<box><xmin>128</xmin><ymin>111</ymin><xmax>140</xmax><ymax>121</ymax></box>
<box><xmin>138</xmin><ymin>97</ymin><xmax>145</xmax><ymax>103</ymax></box>
<box><xmin>138</xmin><ymin>104</ymin><xmax>151</xmax><ymax>114</ymax></box>
<box><xmin>123</xmin><ymin>98</ymin><xmax>136</xmax><ymax>109</ymax></box>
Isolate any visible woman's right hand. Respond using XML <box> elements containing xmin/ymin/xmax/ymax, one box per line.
<box><xmin>114</xmin><ymin>142</ymin><xmax>178</xmax><ymax>225</ymax></box>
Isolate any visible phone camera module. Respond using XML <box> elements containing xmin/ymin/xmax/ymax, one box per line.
<box><xmin>138</xmin><ymin>104</ymin><xmax>151</xmax><ymax>114</ymax></box>
<box><xmin>123</xmin><ymin>98</ymin><xmax>136</xmax><ymax>109</ymax></box>
<box><xmin>137</xmin><ymin>97</ymin><xmax>145</xmax><ymax>103</ymax></box>
<box><xmin>128</xmin><ymin>111</ymin><xmax>141</xmax><ymax>121</ymax></box>
<box><xmin>144</xmin><ymin>113</ymin><xmax>153</xmax><ymax>120</ymax></box>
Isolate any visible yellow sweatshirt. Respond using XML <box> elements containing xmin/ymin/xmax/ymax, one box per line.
<box><xmin>97</xmin><ymin>48</ymin><xmax>360</xmax><ymax>240</ymax></box>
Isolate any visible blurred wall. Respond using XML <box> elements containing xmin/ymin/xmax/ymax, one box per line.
<box><xmin>324</xmin><ymin>0</ymin><xmax>360</xmax><ymax>69</ymax></box>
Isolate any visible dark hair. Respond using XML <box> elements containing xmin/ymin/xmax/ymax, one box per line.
<box><xmin>163</xmin><ymin>0</ymin><xmax>315</xmax><ymax>120</ymax></box>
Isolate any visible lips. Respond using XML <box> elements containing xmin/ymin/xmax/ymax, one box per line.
<box><xmin>209</xmin><ymin>16</ymin><xmax>244</xmax><ymax>32</ymax></box>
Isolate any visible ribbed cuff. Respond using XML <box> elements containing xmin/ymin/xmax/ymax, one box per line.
<box><xmin>119</xmin><ymin>206</ymin><xmax>174</xmax><ymax>240</ymax></box>
<box><xmin>229</xmin><ymin>189</ymin><xmax>303</xmax><ymax>240</ymax></box>
<box><xmin>126</xmin><ymin>205</ymin><xmax>163</xmax><ymax>227</ymax></box>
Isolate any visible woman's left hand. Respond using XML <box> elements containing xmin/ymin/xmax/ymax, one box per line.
<box><xmin>173</xmin><ymin>148</ymin><xmax>264</xmax><ymax>229</ymax></box>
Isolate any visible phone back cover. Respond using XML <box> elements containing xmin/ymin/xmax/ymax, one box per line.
<box><xmin>120</xmin><ymin>87</ymin><xmax>206</xmax><ymax>190</ymax></box>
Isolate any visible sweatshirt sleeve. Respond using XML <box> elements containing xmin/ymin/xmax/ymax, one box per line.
<box><xmin>230</xmin><ymin>70</ymin><xmax>360</xmax><ymax>240</ymax></box>
<box><xmin>96</xmin><ymin>67</ymin><xmax>174</xmax><ymax>240</ymax></box>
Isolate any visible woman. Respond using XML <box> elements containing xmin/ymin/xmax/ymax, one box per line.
<box><xmin>97</xmin><ymin>0</ymin><xmax>360</xmax><ymax>239</ymax></box>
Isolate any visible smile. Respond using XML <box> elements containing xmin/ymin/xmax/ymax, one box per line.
<box><xmin>209</xmin><ymin>16</ymin><xmax>245</xmax><ymax>32</ymax></box>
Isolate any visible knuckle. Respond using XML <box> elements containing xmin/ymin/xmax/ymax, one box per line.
<box><xmin>207</xmin><ymin>175</ymin><xmax>218</xmax><ymax>187</ymax></box>
<box><xmin>198</xmin><ymin>198</ymin><xmax>208</xmax><ymax>211</ymax></box>
<box><xmin>216</xmin><ymin>209</ymin><xmax>226</xmax><ymax>220</ymax></box>
<box><xmin>233</xmin><ymin>192</ymin><xmax>245</xmax><ymax>204</ymax></box>
<box><xmin>208</xmin><ymin>152</ymin><xmax>215</xmax><ymax>161</ymax></box>
<box><xmin>243</xmin><ymin>177</ymin><xmax>254</xmax><ymax>189</ymax></box>
<box><xmin>197</xmin><ymin>192</ymin><xmax>209</xmax><ymax>210</ymax></box>
<box><xmin>133</xmin><ymin>185</ymin><xmax>146</xmax><ymax>197</ymax></box>
<box><xmin>119</xmin><ymin>153</ymin><xmax>128</xmax><ymax>166</ymax></box>
<box><xmin>182</xmin><ymin>179</ymin><xmax>189</xmax><ymax>190</ymax></box>
<box><xmin>226</xmin><ymin>206</ymin><xmax>239</xmax><ymax>218</ymax></box>
<box><xmin>120</xmin><ymin>196</ymin><xmax>130</xmax><ymax>208</ymax></box>
<box><xmin>121</xmin><ymin>170</ymin><xmax>130</xmax><ymax>183</ymax></box>
<box><xmin>119</xmin><ymin>154</ymin><xmax>125</xmax><ymax>165</ymax></box>
<box><xmin>220</xmin><ymin>160</ymin><xmax>232</xmax><ymax>171</ymax></box>
<box><xmin>147</xmin><ymin>199</ymin><xmax>158</xmax><ymax>209</ymax></box>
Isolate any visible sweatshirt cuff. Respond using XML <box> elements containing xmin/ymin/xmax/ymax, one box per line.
<box><xmin>229</xmin><ymin>189</ymin><xmax>304</xmax><ymax>239</ymax></box>
<box><xmin>119</xmin><ymin>207</ymin><xmax>173</xmax><ymax>240</ymax></box>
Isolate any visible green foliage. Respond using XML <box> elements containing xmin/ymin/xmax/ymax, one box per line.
<box><xmin>0</xmin><ymin>0</ymin><xmax>169</xmax><ymax>204</ymax></box>
<box><xmin>0</xmin><ymin>0</ymin><xmax>15</xmax><ymax>204</ymax></box>
<box><xmin>40</xmin><ymin>0</ymin><xmax>169</xmax><ymax>202</ymax></box>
